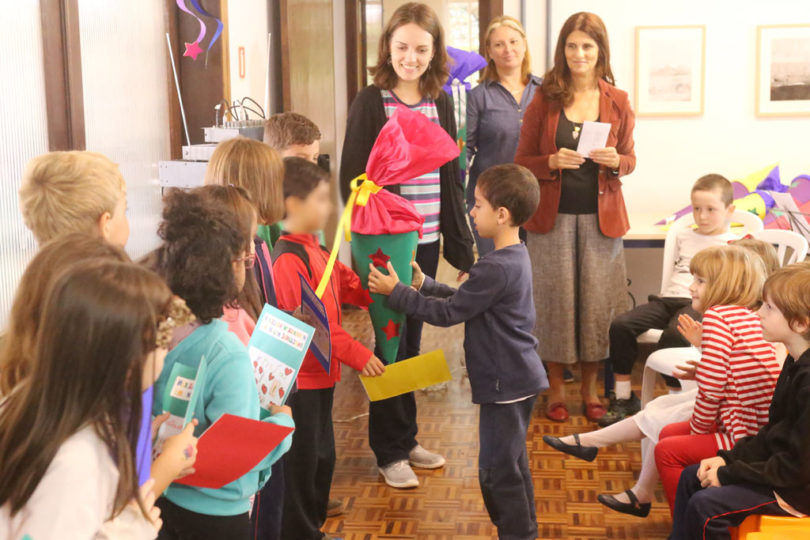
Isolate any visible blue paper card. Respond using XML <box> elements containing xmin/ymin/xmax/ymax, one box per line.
<box><xmin>299</xmin><ymin>274</ymin><xmax>331</xmax><ymax>374</ymax></box>
<box><xmin>249</xmin><ymin>304</ymin><xmax>314</xmax><ymax>416</ymax></box>
<box><xmin>155</xmin><ymin>356</ymin><xmax>208</xmax><ymax>456</ymax></box>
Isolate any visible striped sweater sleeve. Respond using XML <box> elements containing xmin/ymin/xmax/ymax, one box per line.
<box><xmin>691</xmin><ymin>309</ymin><xmax>733</xmax><ymax>435</ymax></box>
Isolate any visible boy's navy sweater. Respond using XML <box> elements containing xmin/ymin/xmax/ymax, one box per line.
<box><xmin>717</xmin><ymin>348</ymin><xmax>810</xmax><ymax>515</ymax></box>
<box><xmin>387</xmin><ymin>243</ymin><xmax>548</xmax><ymax>404</ymax></box>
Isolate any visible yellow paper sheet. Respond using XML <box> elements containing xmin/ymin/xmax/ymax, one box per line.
<box><xmin>359</xmin><ymin>349</ymin><xmax>452</xmax><ymax>401</ymax></box>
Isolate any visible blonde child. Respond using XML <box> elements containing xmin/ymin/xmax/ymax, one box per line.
<box><xmin>149</xmin><ymin>188</ymin><xmax>293</xmax><ymax>539</ymax></box>
<box><xmin>16</xmin><ymin>150</ymin><xmax>193</xmax><ymax>498</ymax></box>
<box><xmin>545</xmin><ymin>244</ymin><xmax>781</xmax><ymax>517</ymax></box>
<box><xmin>671</xmin><ymin>263</ymin><xmax>810</xmax><ymax>539</ymax></box>
<box><xmin>0</xmin><ymin>259</ymin><xmax>190</xmax><ymax>538</ymax></box>
<box><xmin>203</xmin><ymin>137</ymin><xmax>290</xmax><ymax>539</ymax></box>
<box><xmin>19</xmin><ymin>151</ymin><xmax>129</xmax><ymax>247</ymax></box>
<box><xmin>602</xmin><ymin>174</ymin><xmax>739</xmax><ymax>426</ymax></box>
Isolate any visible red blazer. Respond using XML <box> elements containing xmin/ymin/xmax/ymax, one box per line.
<box><xmin>514</xmin><ymin>79</ymin><xmax>636</xmax><ymax>238</ymax></box>
<box><xmin>272</xmin><ymin>233</ymin><xmax>373</xmax><ymax>389</ymax></box>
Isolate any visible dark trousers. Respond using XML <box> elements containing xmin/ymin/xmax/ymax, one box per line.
<box><xmin>368</xmin><ymin>241</ymin><xmax>439</xmax><ymax>467</ymax></box>
<box><xmin>670</xmin><ymin>464</ymin><xmax>789</xmax><ymax>540</ymax></box>
<box><xmin>479</xmin><ymin>396</ymin><xmax>539</xmax><ymax>540</ymax></box>
<box><xmin>156</xmin><ymin>498</ymin><xmax>251</xmax><ymax>540</ymax></box>
<box><xmin>250</xmin><ymin>457</ymin><xmax>285</xmax><ymax>540</ymax></box>
<box><xmin>608</xmin><ymin>296</ymin><xmax>698</xmax><ymax>387</ymax></box>
<box><xmin>281</xmin><ymin>387</ymin><xmax>336</xmax><ymax>540</ymax></box>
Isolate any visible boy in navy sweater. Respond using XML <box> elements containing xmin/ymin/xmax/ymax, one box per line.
<box><xmin>369</xmin><ymin>163</ymin><xmax>548</xmax><ymax>540</ymax></box>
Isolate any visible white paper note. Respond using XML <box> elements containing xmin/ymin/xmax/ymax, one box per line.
<box><xmin>576</xmin><ymin>121</ymin><xmax>611</xmax><ymax>157</ymax></box>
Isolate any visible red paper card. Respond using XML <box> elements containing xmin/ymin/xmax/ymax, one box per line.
<box><xmin>174</xmin><ymin>413</ymin><xmax>294</xmax><ymax>489</ymax></box>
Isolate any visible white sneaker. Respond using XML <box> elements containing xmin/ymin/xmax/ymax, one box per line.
<box><xmin>379</xmin><ymin>460</ymin><xmax>419</xmax><ymax>489</ymax></box>
<box><xmin>408</xmin><ymin>444</ymin><xmax>446</xmax><ymax>469</ymax></box>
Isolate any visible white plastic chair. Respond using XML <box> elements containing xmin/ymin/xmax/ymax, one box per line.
<box><xmin>752</xmin><ymin>229</ymin><xmax>809</xmax><ymax>266</ymax></box>
<box><xmin>637</xmin><ymin>211</ymin><xmax>764</xmax><ymax>344</ymax></box>
<box><xmin>640</xmin><ymin>347</ymin><xmax>700</xmax><ymax>407</ymax></box>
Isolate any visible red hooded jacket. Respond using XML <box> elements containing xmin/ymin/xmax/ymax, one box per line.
<box><xmin>271</xmin><ymin>233</ymin><xmax>373</xmax><ymax>389</ymax></box>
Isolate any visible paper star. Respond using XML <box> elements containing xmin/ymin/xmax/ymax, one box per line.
<box><xmin>381</xmin><ymin>320</ymin><xmax>400</xmax><ymax>340</ymax></box>
<box><xmin>183</xmin><ymin>41</ymin><xmax>203</xmax><ymax>60</ymax></box>
<box><xmin>368</xmin><ymin>247</ymin><xmax>390</xmax><ymax>268</ymax></box>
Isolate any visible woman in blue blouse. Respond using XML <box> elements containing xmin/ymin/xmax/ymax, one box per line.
<box><xmin>466</xmin><ymin>16</ymin><xmax>541</xmax><ymax>256</ymax></box>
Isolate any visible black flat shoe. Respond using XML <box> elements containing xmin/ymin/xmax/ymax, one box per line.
<box><xmin>597</xmin><ymin>490</ymin><xmax>651</xmax><ymax>517</ymax></box>
<box><xmin>542</xmin><ymin>434</ymin><xmax>598</xmax><ymax>462</ymax></box>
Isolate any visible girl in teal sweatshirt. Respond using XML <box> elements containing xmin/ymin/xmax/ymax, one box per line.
<box><xmin>149</xmin><ymin>187</ymin><xmax>294</xmax><ymax>539</ymax></box>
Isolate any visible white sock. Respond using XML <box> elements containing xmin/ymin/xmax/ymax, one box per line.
<box><xmin>615</xmin><ymin>380</ymin><xmax>632</xmax><ymax>400</ymax></box>
<box><xmin>629</xmin><ymin>443</ymin><xmax>658</xmax><ymax>503</ymax></box>
<box><xmin>560</xmin><ymin>417</ymin><xmax>644</xmax><ymax>448</ymax></box>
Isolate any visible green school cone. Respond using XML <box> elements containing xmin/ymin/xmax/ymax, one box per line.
<box><xmin>351</xmin><ymin>231</ymin><xmax>418</xmax><ymax>364</ymax></box>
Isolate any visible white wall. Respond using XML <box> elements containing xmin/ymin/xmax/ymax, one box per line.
<box><xmin>545</xmin><ymin>0</ymin><xmax>810</xmax><ymax>228</ymax></box>
<box><xmin>227</xmin><ymin>1</ymin><xmax>270</xmax><ymax>108</ymax></box>
<box><xmin>503</xmin><ymin>0</ymin><xmax>548</xmax><ymax>76</ymax></box>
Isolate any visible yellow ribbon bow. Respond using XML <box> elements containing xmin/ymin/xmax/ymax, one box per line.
<box><xmin>314</xmin><ymin>173</ymin><xmax>382</xmax><ymax>298</ymax></box>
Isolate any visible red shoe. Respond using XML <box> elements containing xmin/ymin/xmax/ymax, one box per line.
<box><xmin>584</xmin><ymin>402</ymin><xmax>607</xmax><ymax>422</ymax></box>
<box><xmin>546</xmin><ymin>402</ymin><xmax>569</xmax><ymax>422</ymax></box>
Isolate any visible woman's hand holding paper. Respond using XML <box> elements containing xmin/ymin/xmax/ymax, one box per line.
<box><xmin>589</xmin><ymin>146</ymin><xmax>620</xmax><ymax>168</ymax></box>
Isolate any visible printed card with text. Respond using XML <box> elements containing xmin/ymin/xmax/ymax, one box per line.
<box><xmin>249</xmin><ymin>304</ymin><xmax>314</xmax><ymax>416</ymax></box>
<box><xmin>154</xmin><ymin>356</ymin><xmax>208</xmax><ymax>456</ymax></box>
<box><xmin>299</xmin><ymin>273</ymin><xmax>331</xmax><ymax>373</ymax></box>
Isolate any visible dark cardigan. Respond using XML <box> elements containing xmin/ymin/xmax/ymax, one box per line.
<box><xmin>339</xmin><ymin>85</ymin><xmax>474</xmax><ymax>272</ymax></box>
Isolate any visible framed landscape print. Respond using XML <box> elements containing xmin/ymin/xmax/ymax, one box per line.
<box><xmin>635</xmin><ymin>25</ymin><xmax>705</xmax><ymax>116</ymax></box>
<box><xmin>757</xmin><ymin>24</ymin><xmax>810</xmax><ymax>116</ymax></box>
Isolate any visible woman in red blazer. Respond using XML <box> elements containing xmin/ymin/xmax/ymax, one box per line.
<box><xmin>515</xmin><ymin>12</ymin><xmax>636</xmax><ymax>422</ymax></box>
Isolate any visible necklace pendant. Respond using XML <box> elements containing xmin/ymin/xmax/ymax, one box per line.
<box><xmin>572</xmin><ymin>129</ymin><xmax>580</xmax><ymax>140</ymax></box>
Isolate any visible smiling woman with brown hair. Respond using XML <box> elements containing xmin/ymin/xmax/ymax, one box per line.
<box><xmin>515</xmin><ymin>11</ymin><xmax>637</xmax><ymax>423</ymax></box>
<box><xmin>339</xmin><ymin>1</ymin><xmax>474</xmax><ymax>491</ymax></box>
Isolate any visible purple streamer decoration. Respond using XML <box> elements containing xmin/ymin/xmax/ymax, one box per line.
<box><xmin>176</xmin><ymin>0</ymin><xmax>206</xmax><ymax>44</ymax></box>
<box><xmin>189</xmin><ymin>0</ymin><xmax>224</xmax><ymax>51</ymax></box>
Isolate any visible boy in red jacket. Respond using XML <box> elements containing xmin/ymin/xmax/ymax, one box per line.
<box><xmin>272</xmin><ymin>157</ymin><xmax>385</xmax><ymax>540</ymax></box>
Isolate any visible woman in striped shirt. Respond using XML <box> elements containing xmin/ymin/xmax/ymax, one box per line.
<box><xmin>339</xmin><ymin>2</ymin><xmax>474</xmax><ymax>490</ymax></box>
<box><xmin>654</xmin><ymin>245</ymin><xmax>781</xmax><ymax>513</ymax></box>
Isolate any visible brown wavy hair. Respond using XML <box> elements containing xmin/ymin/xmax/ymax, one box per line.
<box><xmin>368</xmin><ymin>2</ymin><xmax>449</xmax><ymax>100</ymax></box>
<box><xmin>689</xmin><ymin>245</ymin><xmax>767</xmax><ymax>313</ymax></box>
<box><xmin>542</xmin><ymin>12</ymin><xmax>615</xmax><ymax>105</ymax></box>
<box><xmin>197</xmin><ymin>184</ymin><xmax>263</xmax><ymax>321</ymax></box>
<box><xmin>153</xmin><ymin>188</ymin><xmax>247</xmax><ymax>323</ymax></box>
<box><xmin>0</xmin><ymin>260</ymin><xmax>173</xmax><ymax>521</ymax></box>
<box><xmin>0</xmin><ymin>234</ymin><xmax>130</xmax><ymax>396</ymax></box>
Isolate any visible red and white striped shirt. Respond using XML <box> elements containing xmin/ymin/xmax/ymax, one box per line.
<box><xmin>691</xmin><ymin>305</ymin><xmax>781</xmax><ymax>450</ymax></box>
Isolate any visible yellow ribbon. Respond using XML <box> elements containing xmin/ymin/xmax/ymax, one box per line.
<box><xmin>314</xmin><ymin>174</ymin><xmax>382</xmax><ymax>298</ymax></box>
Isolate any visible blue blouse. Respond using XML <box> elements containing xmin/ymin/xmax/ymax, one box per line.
<box><xmin>466</xmin><ymin>74</ymin><xmax>542</xmax><ymax>204</ymax></box>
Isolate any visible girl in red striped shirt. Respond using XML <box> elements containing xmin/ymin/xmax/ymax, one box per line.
<box><xmin>654</xmin><ymin>244</ymin><xmax>781</xmax><ymax>512</ymax></box>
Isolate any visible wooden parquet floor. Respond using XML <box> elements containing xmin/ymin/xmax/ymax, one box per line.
<box><xmin>328</xmin><ymin>261</ymin><xmax>672</xmax><ymax>540</ymax></box>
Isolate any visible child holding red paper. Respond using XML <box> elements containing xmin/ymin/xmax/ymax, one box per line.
<box><xmin>149</xmin><ymin>188</ymin><xmax>294</xmax><ymax>540</ymax></box>
<box><xmin>368</xmin><ymin>164</ymin><xmax>549</xmax><ymax>540</ymax></box>
<box><xmin>271</xmin><ymin>157</ymin><xmax>385</xmax><ymax>540</ymax></box>
<box><xmin>0</xmin><ymin>258</ymin><xmax>185</xmax><ymax>538</ymax></box>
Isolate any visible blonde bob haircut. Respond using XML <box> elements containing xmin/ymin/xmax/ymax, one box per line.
<box><xmin>204</xmin><ymin>137</ymin><xmax>285</xmax><ymax>225</ymax></box>
<box><xmin>762</xmin><ymin>262</ymin><xmax>810</xmax><ymax>339</ymax></box>
<box><xmin>19</xmin><ymin>151</ymin><xmax>126</xmax><ymax>244</ymax></box>
<box><xmin>689</xmin><ymin>245</ymin><xmax>767</xmax><ymax>313</ymax></box>
<box><xmin>480</xmin><ymin>15</ymin><xmax>531</xmax><ymax>84</ymax></box>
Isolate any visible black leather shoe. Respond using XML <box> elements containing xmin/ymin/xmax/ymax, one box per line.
<box><xmin>597</xmin><ymin>490</ymin><xmax>651</xmax><ymax>517</ymax></box>
<box><xmin>542</xmin><ymin>434</ymin><xmax>598</xmax><ymax>462</ymax></box>
<box><xmin>597</xmin><ymin>392</ymin><xmax>641</xmax><ymax>427</ymax></box>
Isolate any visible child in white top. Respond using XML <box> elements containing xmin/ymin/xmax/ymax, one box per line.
<box><xmin>601</xmin><ymin>174</ymin><xmax>739</xmax><ymax>426</ymax></box>
<box><xmin>0</xmin><ymin>259</ymin><xmax>193</xmax><ymax>539</ymax></box>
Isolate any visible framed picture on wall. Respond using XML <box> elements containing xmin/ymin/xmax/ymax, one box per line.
<box><xmin>634</xmin><ymin>25</ymin><xmax>705</xmax><ymax>116</ymax></box>
<box><xmin>756</xmin><ymin>24</ymin><xmax>810</xmax><ymax>117</ymax></box>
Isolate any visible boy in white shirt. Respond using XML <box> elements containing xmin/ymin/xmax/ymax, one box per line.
<box><xmin>601</xmin><ymin>174</ymin><xmax>738</xmax><ymax>426</ymax></box>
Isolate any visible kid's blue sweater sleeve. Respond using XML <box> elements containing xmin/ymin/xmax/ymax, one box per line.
<box><xmin>387</xmin><ymin>260</ymin><xmax>506</xmax><ymax>327</ymax></box>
